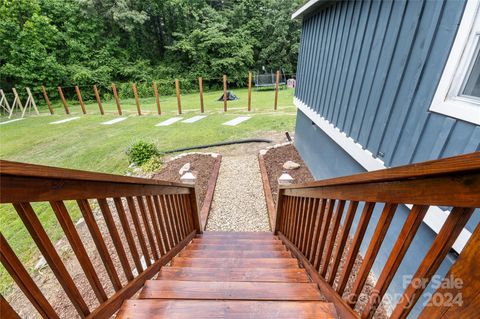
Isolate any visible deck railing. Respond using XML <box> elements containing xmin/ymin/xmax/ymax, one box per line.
<box><xmin>275</xmin><ymin>152</ymin><xmax>480</xmax><ymax>319</ymax></box>
<box><xmin>0</xmin><ymin>160</ymin><xmax>201</xmax><ymax>318</ymax></box>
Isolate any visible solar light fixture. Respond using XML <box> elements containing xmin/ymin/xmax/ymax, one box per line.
<box><xmin>180</xmin><ymin>170</ymin><xmax>196</xmax><ymax>185</ymax></box>
<box><xmin>278</xmin><ymin>171</ymin><xmax>294</xmax><ymax>185</ymax></box>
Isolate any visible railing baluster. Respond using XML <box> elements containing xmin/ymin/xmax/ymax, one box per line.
<box><xmin>293</xmin><ymin>197</ymin><xmax>303</xmax><ymax>245</ymax></box>
<box><xmin>135</xmin><ymin>196</ymin><xmax>160</xmax><ymax>260</ymax></box>
<box><xmin>180</xmin><ymin>194</ymin><xmax>193</xmax><ymax>232</ymax></box>
<box><xmin>279</xmin><ymin>196</ymin><xmax>289</xmax><ymax>234</ymax></box>
<box><xmin>97</xmin><ymin>198</ymin><xmax>134</xmax><ymax>281</ymax></box>
<box><xmin>300</xmin><ymin>198</ymin><xmax>312</xmax><ymax>254</ymax></box>
<box><xmin>308</xmin><ymin>198</ymin><xmax>326</xmax><ymax>264</ymax></box>
<box><xmin>174</xmin><ymin>194</ymin><xmax>187</xmax><ymax>238</ymax></box>
<box><xmin>0</xmin><ymin>233</ymin><xmax>59</xmax><ymax>319</ymax></box>
<box><xmin>158</xmin><ymin>195</ymin><xmax>175</xmax><ymax>249</ymax></box>
<box><xmin>13</xmin><ymin>203</ymin><xmax>90</xmax><ymax>317</ymax></box>
<box><xmin>113</xmin><ymin>198</ymin><xmax>143</xmax><ymax>273</ymax></box>
<box><xmin>1</xmin><ymin>294</ymin><xmax>21</xmax><ymax>319</ymax></box>
<box><xmin>50</xmin><ymin>201</ymin><xmax>107</xmax><ymax>302</ymax></box>
<box><xmin>152</xmin><ymin>195</ymin><xmax>171</xmax><ymax>252</ymax></box>
<box><xmin>362</xmin><ymin>205</ymin><xmax>429</xmax><ymax>319</ymax></box>
<box><xmin>314</xmin><ymin>199</ymin><xmax>336</xmax><ymax>270</ymax></box>
<box><xmin>347</xmin><ymin>203</ymin><xmax>397</xmax><ymax>307</ymax></box>
<box><xmin>77</xmin><ymin>199</ymin><xmax>122</xmax><ymax>291</ymax></box>
<box><xmin>286</xmin><ymin>196</ymin><xmax>295</xmax><ymax>239</ymax></box>
<box><xmin>166</xmin><ymin>195</ymin><xmax>181</xmax><ymax>244</ymax></box>
<box><xmin>321</xmin><ymin>200</ymin><xmax>346</xmax><ymax>277</ymax></box>
<box><xmin>146</xmin><ymin>196</ymin><xmax>166</xmax><ymax>255</ymax></box>
<box><xmin>390</xmin><ymin>207</ymin><xmax>474</xmax><ymax>319</ymax></box>
<box><xmin>305</xmin><ymin>198</ymin><xmax>320</xmax><ymax>260</ymax></box>
<box><xmin>126</xmin><ymin>197</ymin><xmax>151</xmax><ymax>267</ymax></box>
<box><xmin>327</xmin><ymin>201</ymin><xmax>358</xmax><ymax>285</ymax></box>
<box><xmin>337</xmin><ymin>202</ymin><xmax>375</xmax><ymax>295</ymax></box>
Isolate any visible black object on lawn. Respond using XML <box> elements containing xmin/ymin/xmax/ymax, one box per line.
<box><xmin>218</xmin><ymin>91</ymin><xmax>238</xmax><ymax>101</ymax></box>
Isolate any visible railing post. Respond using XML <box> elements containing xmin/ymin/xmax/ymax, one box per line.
<box><xmin>188</xmin><ymin>187</ymin><xmax>202</xmax><ymax>234</ymax></box>
<box><xmin>274</xmin><ymin>188</ymin><xmax>285</xmax><ymax>234</ymax></box>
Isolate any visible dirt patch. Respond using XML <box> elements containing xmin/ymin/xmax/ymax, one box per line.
<box><xmin>262</xmin><ymin>143</ymin><xmax>314</xmax><ymax>205</ymax></box>
<box><xmin>152</xmin><ymin>154</ymin><xmax>217</xmax><ymax>210</ymax></box>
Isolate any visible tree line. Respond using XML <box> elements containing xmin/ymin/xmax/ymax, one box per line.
<box><xmin>0</xmin><ymin>0</ymin><xmax>302</xmax><ymax>92</ymax></box>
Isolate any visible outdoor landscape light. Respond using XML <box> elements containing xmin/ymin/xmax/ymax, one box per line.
<box><xmin>278</xmin><ymin>171</ymin><xmax>294</xmax><ymax>185</ymax></box>
<box><xmin>180</xmin><ymin>171</ymin><xmax>196</xmax><ymax>185</ymax></box>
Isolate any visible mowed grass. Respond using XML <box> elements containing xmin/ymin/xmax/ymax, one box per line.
<box><xmin>0</xmin><ymin>87</ymin><xmax>297</xmax><ymax>293</ymax></box>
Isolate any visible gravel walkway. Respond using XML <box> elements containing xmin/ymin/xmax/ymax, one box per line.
<box><xmin>206</xmin><ymin>155</ymin><xmax>271</xmax><ymax>232</ymax></box>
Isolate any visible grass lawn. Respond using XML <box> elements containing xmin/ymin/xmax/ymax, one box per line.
<box><xmin>0</xmin><ymin>87</ymin><xmax>297</xmax><ymax>293</ymax></box>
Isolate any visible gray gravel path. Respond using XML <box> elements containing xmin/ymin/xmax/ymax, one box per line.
<box><xmin>206</xmin><ymin>155</ymin><xmax>270</xmax><ymax>231</ymax></box>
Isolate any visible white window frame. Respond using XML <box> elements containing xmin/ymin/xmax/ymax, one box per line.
<box><xmin>429</xmin><ymin>0</ymin><xmax>480</xmax><ymax>125</ymax></box>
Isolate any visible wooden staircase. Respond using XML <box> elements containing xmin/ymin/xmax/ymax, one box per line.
<box><xmin>116</xmin><ymin>231</ymin><xmax>338</xmax><ymax>318</ymax></box>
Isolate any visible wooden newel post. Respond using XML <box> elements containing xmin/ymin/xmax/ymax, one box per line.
<box><xmin>188</xmin><ymin>187</ymin><xmax>202</xmax><ymax>234</ymax></box>
<box><xmin>132</xmin><ymin>83</ymin><xmax>141</xmax><ymax>115</ymax></box>
<box><xmin>111</xmin><ymin>82</ymin><xmax>122</xmax><ymax>115</ymax></box>
<box><xmin>248</xmin><ymin>71</ymin><xmax>252</xmax><ymax>112</ymax></box>
<box><xmin>274</xmin><ymin>188</ymin><xmax>285</xmax><ymax>234</ymax></box>
<box><xmin>41</xmin><ymin>86</ymin><xmax>54</xmax><ymax>114</ymax></box>
<box><xmin>223</xmin><ymin>74</ymin><xmax>227</xmax><ymax>112</ymax></box>
<box><xmin>57</xmin><ymin>86</ymin><xmax>70</xmax><ymax>114</ymax></box>
<box><xmin>152</xmin><ymin>81</ymin><xmax>161</xmax><ymax>115</ymax></box>
<box><xmin>93</xmin><ymin>85</ymin><xmax>104</xmax><ymax>115</ymax></box>
<box><xmin>274</xmin><ymin>70</ymin><xmax>280</xmax><ymax>111</ymax></box>
<box><xmin>75</xmin><ymin>86</ymin><xmax>86</xmax><ymax>114</ymax></box>
<box><xmin>175</xmin><ymin>79</ymin><xmax>182</xmax><ymax>114</ymax></box>
<box><xmin>198</xmin><ymin>77</ymin><xmax>204</xmax><ymax>113</ymax></box>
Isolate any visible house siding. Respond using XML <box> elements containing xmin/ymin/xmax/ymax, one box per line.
<box><xmin>295</xmin><ymin>0</ymin><xmax>478</xmax><ymax>168</ymax></box>
<box><xmin>294</xmin><ymin>0</ymin><xmax>480</xmax><ymax>233</ymax></box>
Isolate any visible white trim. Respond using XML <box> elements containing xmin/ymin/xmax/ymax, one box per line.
<box><xmin>292</xmin><ymin>0</ymin><xmax>331</xmax><ymax>20</ymax></box>
<box><xmin>429</xmin><ymin>0</ymin><xmax>480</xmax><ymax>125</ymax></box>
<box><xmin>295</xmin><ymin>97</ymin><xmax>472</xmax><ymax>253</ymax></box>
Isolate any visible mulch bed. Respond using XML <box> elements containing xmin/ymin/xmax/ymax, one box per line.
<box><xmin>152</xmin><ymin>154</ymin><xmax>217</xmax><ymax>210</ymax></box>
<box><xmin>262</xmin><ymin>144</ymin><xmax>314</xmax><ymax>205</ymax></box>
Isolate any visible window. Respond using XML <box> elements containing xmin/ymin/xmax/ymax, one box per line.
<box><xmin>430</xmin><ymin>0</ymin><xmax>480</xmax><ymax>125</ymax></box>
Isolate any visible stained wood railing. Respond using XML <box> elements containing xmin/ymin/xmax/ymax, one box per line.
<box><xmin>0</xmin><ymin>160</ymin><xmax>201</xmax><ymax>318</ymax></box>
<box><xmin>274</xmin><ymin>152</ymin><xmax>480</xmax><ymax>319</ymax></box>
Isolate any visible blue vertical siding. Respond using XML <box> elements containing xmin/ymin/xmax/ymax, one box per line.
<box><xmin>294</xmin><ymin>0</ymin><xmax>479</xmax><ymax>168</ymax></box>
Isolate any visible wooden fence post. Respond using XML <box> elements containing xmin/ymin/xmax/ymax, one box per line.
<box><xmin>1</xmin><ymin>89</ymin><xmax>12</xmax><ymax>113</ymax></box>
<box><xmin>57</xmin><ymin>86</ymin><xmax>70</xmax><ymax>115</ymax></box>
<box><xmin>198</xmin><ymin>77</ymin><xmax>204</xmax><ymax>113</ymax></box>
<box><xmin>274</xmin><ymin>70</ymin><xmax>280</xmax><ymax>111</ymax></box>
<box><xmin>152</xmin><ymin>81</ymin><xmax>161</xmax><ymax>115</ymax></box>
<box><xmin>22</xmin><ymin>87</ymin><xmax>40</xmax><ymax>117</ymax></box>
<box><xmin>175</xmin><ymin>79</ymin><xmax>182</xmax><ymax>114</ymax></box>
<box><xmin>75</xmin><ymin>86</ymin><xmax>86</xmax><ymax>114</ymax></box>
<box><xmin>9</xmin><ymin>88</ymin><xmax>24</xmax><ymax>118</ymax></box>
<box><xmin>248</xmin><ymin>72</ymin><xmax>252</xmax><ymax>112</ymax></box>
<box><xmin>93</xmin><ymin>85</ymin><xmax>104</xmax><ymax>115</ymax></box>
<box><xmin>223</xmin><ymin>74</ymin><xmax>227</xmax><ymax>112</ymax></box>
<box><xmin>132</xmin><ymin>83</ymin><xmax>141</xmax><ymax>115</ymax></box>
<box><xmin>111</xmin><ymin>82</ymin><xmax>122</xmax><ymax>115</ymax></box>
<box><xmin>41</xmin><ymin>86</ymin><xmax>54</xmax><ymax>114</ymax></box>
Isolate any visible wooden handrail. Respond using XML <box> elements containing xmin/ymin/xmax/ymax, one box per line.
<box><xmin>275</xmin><ymin>152</ymin><xmax>480</xmax><ymax>319</ymax></box>
<box><xmin>0</xmin><ymin>161</ymin><xmax>201</xmax><ymax>318</ymax></box>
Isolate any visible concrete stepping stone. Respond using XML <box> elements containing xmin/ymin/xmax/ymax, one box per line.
<box><xmin>101</xmin><ymin>117</ymin><xmax>127</xmax><ymax>125</ymax></box>
<box><xmin>0</xmin><ymin>118</ymin><xmax>25</xmax><ymax>125</ymax></box>
<box><xmin>156</xmin><ymin>117</ymin><xmax>183</xmax><ymax>127</ymax></box>
<box><xmin>223</xmin><ymin>116</ymin><xmax>251</xmax><ymax>126</ymax></box>
<box><xmin>49</xmin><ymin>117</ymin><xmax>80</xmax><ymax>124</ymax></box>
<box><xmin>182</xmin><ymin>115</ymin><xmax>207</xmax><ymax>123</ymax></box>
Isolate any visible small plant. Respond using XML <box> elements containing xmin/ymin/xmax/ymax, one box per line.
<box><xmin>141</xmin><ymin>155</ymin><xmax>164</xmax><ymax>173</ymax></box>
<box><xmin>126</xmin><ymin>141</ymin><xmax>159</xmax><ymax>166</ymax></box>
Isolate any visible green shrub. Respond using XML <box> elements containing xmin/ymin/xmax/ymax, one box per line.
<box><xmin>126</xmin><ymin>141</ymin><xmax>159</xmax><ymax>166</ymax></box>
<box><xmin>141</xmin><ymin>155</ymin><xmax>164</xmax><ymax>173</ymax></box>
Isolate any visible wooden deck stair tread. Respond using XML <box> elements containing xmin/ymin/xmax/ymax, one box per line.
<box><xmin>140</xmin><ymin>280</ymin><xmax>323</xmax><ymax>300</ymax></box>
<box><xmin>116</xmin><ymin>232</ymin><xmax>337</xmax><ymax>318</ymax></box>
